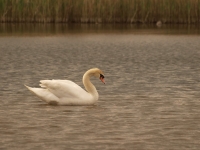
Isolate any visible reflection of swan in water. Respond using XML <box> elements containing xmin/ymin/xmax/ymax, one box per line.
<box><xmin>25</xmin><ymin>68</ymin><xmax>105</xmax><ymax>105</ymax></box>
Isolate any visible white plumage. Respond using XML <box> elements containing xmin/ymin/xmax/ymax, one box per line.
<box><xmin>25</xmin><ymin>68</ymin><xmax>105</xmax><ymax>105</ymax></box>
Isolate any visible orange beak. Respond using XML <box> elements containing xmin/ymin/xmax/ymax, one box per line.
<box><xmin>100</xmin><ymin>77</ymin><xmax>105</xmax><ymax>84</ymax></box>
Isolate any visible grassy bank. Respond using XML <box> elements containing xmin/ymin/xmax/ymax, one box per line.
<box><xmin>0</xmin><ymin>0</ymin><xmax>199</xmax><ymax>24</ymax></box>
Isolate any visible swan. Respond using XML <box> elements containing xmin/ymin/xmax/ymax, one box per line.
<box><xmin>25</xmin><ymin>68</ymin><xmax>105</xmax><ymax>105</ymax></box>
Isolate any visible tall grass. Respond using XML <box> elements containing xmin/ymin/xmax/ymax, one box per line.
<box><xmin>0</xmin><ymin>0</ymin><xmax>199</xmax><ymax>23</ymax></box>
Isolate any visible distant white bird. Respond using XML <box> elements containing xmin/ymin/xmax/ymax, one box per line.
<box><xmin>25</xmin><ymin>68</ymin><xmax>105</xmax><ymax>105</ymax></box>
<box><xmin>156</xmin><ymin>20</ymin><xmax>162</xmax><ymax>27</ymax></box>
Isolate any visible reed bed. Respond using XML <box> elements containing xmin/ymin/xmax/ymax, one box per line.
<box><xmin>0</xmin><ymin>0</ymin><xmax>199</xmax><ymax>24</ymax></box>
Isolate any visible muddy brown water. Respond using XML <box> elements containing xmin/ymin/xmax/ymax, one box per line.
<box><xmin>0</xmin><ymin>24</ymin><xmax>200</xmax><ymax>150</ymax></box>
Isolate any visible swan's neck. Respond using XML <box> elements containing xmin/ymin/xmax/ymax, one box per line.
<box><xmin>83</xmin><ymin>71</ymin><xmax>98</xmax><ymax>100</ymax></box>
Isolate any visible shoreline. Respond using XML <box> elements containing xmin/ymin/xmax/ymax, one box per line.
<box><xmin>1</xmin><ymin>0</ymin><xmax>200</xmax><ymax>25</ymax></box>
<box><xmin>0</xmin><ymin>21</ymin><xmax>199</xmax><ymax>25</ymax></box>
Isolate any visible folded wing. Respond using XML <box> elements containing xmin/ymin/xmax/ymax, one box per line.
<box><xmin>39</xmin><ymin>80</ymin><xmax>88</xmax><ymax>100</ymax></box>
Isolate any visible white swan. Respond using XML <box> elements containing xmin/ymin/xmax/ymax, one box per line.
<box><xmin>25</xmin><ymin>68</ymin><xmax>105</xmax><ymax>105</ymax></box>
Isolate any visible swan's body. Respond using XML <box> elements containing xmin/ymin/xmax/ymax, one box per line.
<box><xmin>25</xmin><ymin>68</ymin><xmax>105</xmax><ymax>105</ymax></box>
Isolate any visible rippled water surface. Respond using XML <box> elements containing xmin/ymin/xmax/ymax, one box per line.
<box><xmin>0</xmin><ymin>24</ymin><xmax>200</xmax><ymax>150</ymax></box>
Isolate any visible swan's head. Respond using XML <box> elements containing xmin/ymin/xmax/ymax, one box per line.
<box><xmin>88</xmin><ymin>68</ymin><xmax>105</xmax><ymax>84</ymax></box>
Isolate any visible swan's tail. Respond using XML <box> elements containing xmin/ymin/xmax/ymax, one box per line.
<box><xmin>24</xmin><ymin>84</ymin><xmax>59</xmax><ymax>104</ymax></box>
<box><xmin>24</xmin><ymin>84</ymin><xmax>33</xmax><ymax>91</ymax></box>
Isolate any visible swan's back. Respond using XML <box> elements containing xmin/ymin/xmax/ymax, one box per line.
<box><xmin>26</xmin><ymin>80</ymin><xmax>94</xmax><ymax>105</ymax></box>
<box><xmin>40</xmin><ymin>80</ymin><xmax>90</xmax><ymax>100</ymax></box>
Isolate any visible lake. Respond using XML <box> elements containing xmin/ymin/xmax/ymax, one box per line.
<box><xmin>0</xmin><ymin>24</ymin><xmax>200</xmax><ymax>150</ymax></box>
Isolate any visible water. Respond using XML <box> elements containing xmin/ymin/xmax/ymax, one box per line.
<box><xmin>0</xmin><ymin>24</ymin><xmax>200</xmax><ymax>150</ymax></box>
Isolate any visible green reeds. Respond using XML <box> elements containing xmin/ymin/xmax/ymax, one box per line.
<box><xmin>0</xmin><ymin>0</ymin><xmax>199</xmax><ymax>24</ymax></box>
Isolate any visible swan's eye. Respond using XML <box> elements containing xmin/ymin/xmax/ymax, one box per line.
<box><xmin>100</xmin><ymin>74</ymin><xmax>104</xmax><ymax>79</ymax></box>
